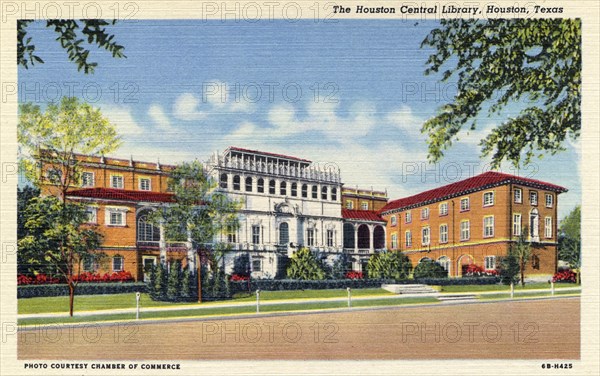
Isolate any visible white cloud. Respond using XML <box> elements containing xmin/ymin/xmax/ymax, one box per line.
<box><xmin>101</xmin><ymin>104</ymin><xmax>145</xmax><ymax>136</ymax></box>
<box><xmin>174</xmin><ymin>93</ymin><xmax>206</xmax><ymax>121</ymax></box>
<box><xmin>386</xmin><ymin>105</ymin><xmax>425</xmax><ymax>131</ymax></box>
<box><xmin>148</xmin><ymin>103</ymin><xmax>173</xmax><ymax>132</ymax></box>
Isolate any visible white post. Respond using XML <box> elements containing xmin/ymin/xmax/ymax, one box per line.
<box><xmin>510</xmin><ymin>283</ymin><xmax>514</xmax><ymax>299</ymax></box>
<box><xmin>551</xmin><ymin>281</ymin><xmax>555</xmax><ymax>296</ymax></box>
<box><xmin>135</xmin><ymin>292</ymin><xmax>141</xmax><ymax>320</ymax></box>
<box><xmin>256</xmin><ymin>289</ymin><xmax>261</xmax><ymax>313</ymax></box>
<box><xmin>347</xmin><ymin>287</ymin><xmax>352</xmax><ymax>308</ymax></box>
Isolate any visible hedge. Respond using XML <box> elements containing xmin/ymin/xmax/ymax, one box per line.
<box><xmin>17</xmin><ymin>282</ymin><xmax>147</xmax><ymax>299</ymax></box>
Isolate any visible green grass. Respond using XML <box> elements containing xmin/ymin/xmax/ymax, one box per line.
<box><xmin>439</xmin><ymin>282</ymin><xmax>578</xmax><ymax>293</ymax></box>
<box><xmin>232</xmin><ymin>288</ymin><xmax>393</xmax><ymax>301</ymax></box>
<box><xmin>477</xmin><ymin>289</ymin><xmax>580</xmax><ymax>300</ymax></box>
<box><xmin>18</xmin><ymin>295</ymin><xmax>440</xmax><ymax>326</ymax></box>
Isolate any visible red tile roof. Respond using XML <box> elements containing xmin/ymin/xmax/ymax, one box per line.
<box><xmin>228</xmin><ymin>146</ymin><xmax>312</xmax><ymax>163</ymax></box>
<box><xmin>67</xmin><ymin>188</ymin><xmax>174</xmax><ymax>203</ymax></box>
<box><xmin>342</xmin><ymin>209</ymin><xmax>385</xmax><ymax>222</ymax></box>
<box><xmin>380</xmin><ymin>171</ymin><xmax>568</xmax><ymax>214</ymax></box>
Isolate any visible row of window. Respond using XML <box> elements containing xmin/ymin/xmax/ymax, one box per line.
<box><xmin>84</xmin><ymin>207</ymin><xmax>128</xmax><ymax>226</ymax></box>
<box><xmin>79</xmin><ymin>171</ymin><xmax>153</xmax><ymax>191</ymax></box>
<box><xmin>220</xmin><ymin>174</ymin><xmax>338</xmax><ymax>201</ymax></box>
<box><xmin>514</xmin><ymin>188</ymin><xmax>554</xmax><ymax>207</ymax></box>
<box><xmin>345</xmin><ymin>201</ymin><xmax>371</xmax><ymax>210</ymax></box>
<box><xmin>513</xmin><ymin>212</ymin><xmax>553</xmax><ymax>239</ymax></box>
<box><xmin>85</xmin><ymin>256</ymin><xmax>123</xmax><ymax>273</ymax></box>
<box><xmin>230</xmin><ymin>224</ymin><xmax>336</xmax><ymax>247</ymax></box>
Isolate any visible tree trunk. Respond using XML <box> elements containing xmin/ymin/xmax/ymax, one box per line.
<box><xmin>68</xmin><ymin>281</ymin><xmax>75</xmax><ymax>317</ymax></box>
<box><xmin>520</xmin><ymin>258</ymin><xmax>525</xmax><ymax>287</ymax></box>
<box><xmin>197</xmin><ymin>251</ymin><xmax>202</xmax><ymax>303</ymax></box>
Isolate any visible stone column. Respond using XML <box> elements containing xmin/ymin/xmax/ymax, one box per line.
<box><xmin>369</xmin><ymin>224</ymin><xmax>374</xmax><ymax>253</ymax></box>
<box><xmin>159</xmin><ymin>220</ymin><xmax>167</xmax><ymax>265</ymax></box>
<box><xmin>354</xmin><ymin>225</ymin><xmax>358</xmax><ymax>253</ymax></box>
<box><xmin>186</xmin><ymin>227</ymin><xmax>195</xmax><ymax>273</ymax></box>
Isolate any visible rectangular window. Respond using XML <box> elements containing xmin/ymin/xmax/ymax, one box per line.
<box><xmin>545</xmin><ymin>194</ymin><xmax>553</xmax><ymax>208</ymax></box>
<box><xmin>307</xmin><ymin>229</ymin><xmax>315</xmax><ymax>246</ymax></box>
<box><xmin>111</xmin><ymin>175</ymin><xmax>124</xmax><ymax>189</ymax></box>
<box><xmin>302</xmin><ymin>185</ymin><xmax>308</xmax><ymax>198</ymax></box>
<box><xmin>85</xmin><ymin>207</ymin><xmax>97</xmax><ymax>224</ymax></box>
<box><xmin>530</xmin><ymin>191</ymin><xmax>538</xmax><ymax>206</ymax></box>
<box><xmin>331</xmin><ymin>188</ymin><xmax>337</xmax><ymax>201</ymax></box>
<box><xmin>460</xmin><ymin>220</ymin><xmax>470</xmax><ymax>241</ymax></box>
<box><xmin>514</xmin><ymin>188</ymin><xmax>522</xmax><ymax>203</ymax></box>
<box><xmin>460</xmin><ymin>197</ymin><xmax>470</xmax><ymax>212</ymax></box>
<box><xmin>311</xmin><ymin>186</ymin><xmax>318</xmax><ymax>199</ymax></box>
<box><xmin>291</xmin><ymin>183</ymin><xmax>297</xmax><ymax>197</ymax></box>
<box><xmin>345</xmin><ymin>201</ymin><xmax>354</xmax><ymax>209</ymax></box>
<box><xmin>327</xmin><ymin>229</ymin><xmax>334</xmax><ymax>247</ymax></box>
<box><xmin>484</xmin><ymin>256</ymin><xmax>496</xmax><ymax>270</ymax></box>
<box><xmin>484</xmin><ymin>216</ymin><xmax>495</xmax><ymax>238</ymax></box>
<box><xmin>82</xmin><ymin>172</ymin><xmax>95</xmax><ymax>187</ymax></box>
<box><xmin>322</xmin><ymin>187</ymin><xmax>328</xmax><ymax>200</ymax></box>
<box><xmin>269</xmin><ymin>180</ymin><xmax>276</xmax><ymax>195</ymax></box>
<box><xmin>391</xmin><ymin>233</ymin><xmax>398</xmax><ymax>249</ymax></box>
<box><xmin>513</xmin><ymin>213</ymin><xmax>522</xmax><ymax>236</ymax></box>
<box><xmin>405</xmin><ymin>231</ymin><xmax>412</xmax><ymax>248</ymax></box>
<box><xmin>257</xmin><ymin>179</ymin><xmax>264</xmax><ymax>193</ymax></box>
<box><xmin>483</xmin><ymin>192</ymin><xmax>494</xmax><ymax>207</ymax></box>
<box><xmin>227</xmin><ymin>225</ymin><xmax>237</xmax><ymax>243</ymax></box>
<box><xmin>545</xmin><ymin>217</ymin><xmax>553</xmax><ymax>238</ymax></box>
<box><xmin>439</xmin><ymin>224</ymin><xmax>448</xmax><ymax>244</ymax></box>
<box><xmin>439</xmin><ymin>203</ymin><xmax>448</xmax><ymax>216</ymax></box>
<box><xmin>139</xmin><ymin>178</ymin><xmax>151</xmax><ymax>191</ymax></box>
<box><xmin>390</xmin><ymin>216</ymin><xmax>397</xmax><ymax>226</ymax></box>
<box><xmin>405</xmin><ymin>211</ymin><xmax>412</xmax><ymax>223</ymax></box>
<box><xmin>112</xmin><ymin>256</ymin><xmax>123</xmax><ymax>272</ymax></box>
<box><xmin>109</xmin><ymin>211</ymin><xmax>124</xmax><ymax>226</ymax></box>
<box><xmin>421</xmin><ymin>207</ymin><xmax>429</xmax><ymax>220</ymax></box>
<box><xmin>252</xmin><ymin>257</ymin><xmax>262</xmax><ymax>272</ymax></box>
<box><xmin>361</xmin><ymin>202</ymin><xmax>369</xmax><ymax>210</ymax></box>
<box><xmin>422</xmin><ymin>227</ymin><xmax>430</xmax><ymax>246</ymax></box>
<box><xmin>252</xmin><ymin>225</ymin><xmax>261</xmax><ymax>245</ymax></box>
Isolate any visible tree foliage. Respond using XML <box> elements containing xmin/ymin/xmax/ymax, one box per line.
<box><xmin>558</xmin><ymin>205</ymin><xmax>581</xmax><ymax>269</ymax></box>
<box><xmin>511</xmin><ymin>229</ymin><xmax>532</xmax><ymax>287</ymax></box>
<box><xmin>18</xmin><ymin>19</ymin><xmax>126</xmax><ymax>73</ymax></box>
<box><xmin>413</xmin><ymin>259</ymin><xmax>448</xmax><ymax>279</ymax></box>
<box><xmin>286</xmin><ymin>248</ymin><xmax>326</xmax><ymax>280</ymax></box>
<box><xmin>421</xmin><ymin>19</ymin><xmax>581</xmax><ymax>168</ymax></box>
<box><xmin>367</xmin><ymin>251</ymin><xmax>412</xmax><ymax>280</ymax></box>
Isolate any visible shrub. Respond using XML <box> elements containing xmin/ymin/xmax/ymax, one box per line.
<box><xmin>232</xmin><ymin>253</ymin><xmax>250</xmax><ymax>277</ymax></box>
<box><xmin>413</xmin><ymin>260</ymin><xmax>448</xmax><ymax>279</ymax></box>
<box><xmin>499</xmin><ymin>253</ymin><xmax>520</xmax><ymax>285</ymax></box>
<box><xmin>286</xmin><ymin>248</ymin><xmax>326</xmax><ymax>280</ymax></box>
<box><xmin>331</xmin><ymin>253</ymin><xmax>350</xmax><ymax>279</ymax></box>
<box><xmin>18</xmin><ymin>283</ymin><xmax>147</xmax><ymax>298</ymax></box>
<box><xmin>552</xmin><ymin>270</ymin><xmax>577</xmax><ymax>283</ymax></box>
<box><xmin>367</xmin><ymin>251</ymin><xmax>412</xmax><ymax>280</ymax></box>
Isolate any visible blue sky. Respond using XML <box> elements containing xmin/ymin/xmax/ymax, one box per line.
<box><xmin>18</xmin><ymin>19</ymin><xmax>581</xmax><ymax>218</ymax></box>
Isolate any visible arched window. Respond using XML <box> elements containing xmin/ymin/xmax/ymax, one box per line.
<box><xmin>331</xmin><ymin>187</ymin><xmax>337</xmax><ymax>201</ymax></box>
<box><xmin>279</xmin><ymin>222</ymin><xmax>289</xmax><ymax>245</ymax></box>
<box><xmin>301</xmin><ymin>184</ymin><xmax>308</xmax><ymax>198</ymax></box>
<box><xmin>233</xmin><ymin>175</ymin><xmax>241</xmax><ymax>191</ymax></box>
<box><xmin>280</xmin><ymin>181</ymin><xmax>287</xmax><ymax>196</ymax></box>
<box><xmin>257</xmin><ymin>178</ymin><xmax>264</xmax><ymax>193</ymax></box>
<box><xmin>291</xmin><ymin>182</ymin><xmax>298</xmax><ymax>197</ymax></box>
<box><xmin>245</xmin><ymin>177</ymin><xmax>253</xmax><ymax>192</ymax></box>
<box><xmin>269</xmin><ymin>180</ymin><xmax>276</xmax><ymax>194</ymax></box>
<box><xmin>137</xmin><ymin>215</ymin><xmax>155</xmax><ymax>242</ymax></box>
<box><xmin>312</xmin><ymin>185</ymin><xmax>318</xmax><ymax>199</ymax></box>
<box><xmin>321</xmin><ymin>186</ymin><xmax>328</xmax><ymax>200</ymax></box>
<box><xmin>219</xmin><ymin>173</ymin><xmax>228</xmax><ymax>189</ymax></box>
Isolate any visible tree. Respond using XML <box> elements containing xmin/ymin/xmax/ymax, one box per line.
<box><xmin>413</xmin><ymin>259</ymin><xmax>448</xmax><ymax>279</ymax></box>
<box><xmin>286</xmin><ymin>248</ymin><xmax>326</xmax><ymax>280</ymax></box>
<box><xmin>558</xmin><ymin>206</ymin><xmax>581</xmax><ymax>283</ymax></box>
<box><xmin>18</xmin><ymin>96</ymin><xmax>120</xmax><ymax>316</ymax></box>
<box><xmin>512</xmin><ymin>230</ymin><xmax>532</xmax><ymax>287</ymax></box>
<box><xmin>330</xmin><ymin>253</ymin><xmax>350</xmax><ymax>279</ymax></box>
<box><xmin>367</xmin><ymin>251</ymin><xmax>412</xmax><ymax>280</ymax></box>
<box><xmin>17</xmin><ymin>186</ymin><xmax>40</xmax><ymax>275</ymax></box>
<box><xmin>421</xmin><ymin>19</ymin><xmax>581</xmax><ymax>168</ymax></box>
<box><xmin>18</xmin><ymin>196</ymin><xmax>103</xmax><ymax>316</ymax></box>
<box><xmin>499</xmin><ymin>253</ymin><xmax>520</xmax><ymax>286</ymax></box>
<box><xmin>18</xmin><ymin>20</ymin><xmax>126</xmax><ymax>73</ymax></box>
<box><xmin>150</xmin><ymin>161</ymin><xmax>240</xmax><ymax>302</ymax></box>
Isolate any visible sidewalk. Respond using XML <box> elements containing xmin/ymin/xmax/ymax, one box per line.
<box><xmin>18</xmin><ymin>287</ymin><xmax>581</xmax><ymax>320</ymax></box>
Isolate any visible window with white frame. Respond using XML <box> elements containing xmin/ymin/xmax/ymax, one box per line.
<box><xmin>545</xmin><ymin>194</ymin><xmax>553</xmax><ymax>208</ymax></box>
<box><xmin>112</xmin><ymin>256</ymin><xmax>124</xmax><ymax>272</ymax></box>
<box><xmin>460</xmin><ymin>220</ymin><xmax>470</xmax><ymax>241</ymax></box>
<box><xmin>111</xmin><ymin>175</ymin><xmax>124</xmax><ymax>189</ymax></box>
<box><xmin>280</xmin><ymin>181</ymin><xmax>287</xmax><ymax>196</ymax></box>
<box><xmin>405</xmin><ymin>211</ymin><xmax>412</xmax><ymax>223</ymax></box>
<box><xmin>106</xmin><ymin>207</ymin><xmax>127</xmax><ymax>226</ymax></box>
<box><xmin>405</xmin><ymin>231</ymin><xmax>412</xmax><ymax>247</ymax></box>
<box><xmin>530</xmin><ymin>191</ymin><xmax>538</xmax><ymax>205</ymax></box>
<box><xmin>421</xmin><ymin>207</ymin><xmax>429</xmax><ymax>220</ymax></box>
<box><xmin>346</xmin><ymin>200</ymin><xmax>354</xmax><ymax>209</ymax></box>
<box><xmin>484</xmin><ymin>256</ymin><xmax>496</xmax><ymax>270</ymax></box>
<box><xmin>220</xmin><ymin>174</ymin><xmax>228</xmax><ymax>189</ymax></box>
<box><xmin>252</xmin><ymin>225</ymin><xmax>261</xmax><ymax>244</ymax></box>
<box><xmin>390</xmin><ymin>215</ymin><xmax>397</xmax><ymax>226</ymax></box>
<box><xmin>483</xmin><ymin>191</ymin><xmax>494</xmax><ymax>207</ymax></box>
<box><xmin>361</xmin><ymin>202</ymin><xmax>369</xmax><ymax>210</ymax></box>
<box><xmin>513</xmin><ymin>213</ymin><xmax>522</xmax><ymax>236</ymax></box>
<box><xmin>252</xmin><ymin>257</ymin><xmax>262</xmax><ymax>272</ymax></box>
<box><xmin>311</xmin><ymin>186</ymin><xmax>318</xmax><ymax>199</ymax></box>
<box><xmin>82</xmin><ymin>171</ymin><xmax>95</xmax><ymax>187</ymax></box>
<box><xmin>246</xmin><ymin>177</ymin><xmax>253</xmax><ymax>192</ymax></box>
<box><xmin>439</xmin><ymin>224</ymin><xmax>448</xmax><ymax>244</ymax></box>
<box><xmin>545</xmin><ymin>217</ymin><xmax>553</xmax><ymax>238</ymax></box>
<box><xmin>439</xmin><ymin>202</ymin><xmax>448</xmax><ymax>216</ymax></box>
<box><xmin>327</xmin><ymin>229</ymin><xmax>334</xmax><ymax>247</ymax></box>
<box><xmin>331</xmin><ymin>188</ymin><xmax>337</xmax><ymax>201</ymax></box>
<box><xmin>139</xmin><ymin>178</ymin><xmax>151</xmax><ymax>191</ymax></box>
<box><xmin>301</xmin><ymin>184</ymin><xmax>308</xmax><ymax>198</ymax></box>
<box><xmin>422</xmin><ymin>227</ymin><xmax>431</xmax><ymax>246</ymax></box>
<box><xmin>307</xmin><ymin>229</ymin><xmax>315</xmax><ymax>246</ymax></box>
<box><xmin>391</xmin><ymin>233</ymin><xmax>398</xmax><ymax>249</ymax></box>
<box><xmin>514</xmin><ymin>188</ymin><xmax>522</xmax><ymax>203</ymax></box>
<box><xmin>233</xmin><ymin>175</ymin><xmax>241</xmax><ymax>191</ymax></box>
<box><xmin>460</xmin><ymin>197</ymin><xmax>470</xmax><ymax>211</ymax></box>
<box><xmin>257</xmin><ymin>178</ymin><xmax>264</xmax><ymax>193</ymax></box>
<box><xmin>227</xmin><ymin>225</ymin><xmax>237</xmax><ymax>243</ymax></box>
<box><xmin>269</xmin><ymin>180</ymin><xmax>276</xmax><ymax>194</ymax></box>
<box><xmin>484</xmin><ymin>216</ymin><xmax>495</xmax><ymax>238</ymax></box>
<box><xmin>321</xmin><ymin>186</ymin><xmax>328</xmax><ymax>200</ymax></box>
<box><xmin>290</xmin><ymin>182</ymin><xmax>297</xmax><ymax>196</ymax></box>
<box><xmin>85</xmin><ymin>207</ymin><xmax>97</xmax><ymax>224</ymax></box>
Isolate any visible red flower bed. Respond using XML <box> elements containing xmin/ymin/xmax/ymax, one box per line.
<box><xmin>17</xmin><ymin>271</ymin><xmax>134</xmax><ymax>285</ymax></box>
<box><xmin>230</xmin><ymin>274</ymin><xmax>249</xmax><ymax>282</ymax></box>
<box><xmin>345</xmin><ymin>271</ymin><xmax>364</xmax><ymax>279</ymax></box>
<box><xmin>464</xmin><ymin>264</ymin><xmax>498</xmax><ymax>277</ymax></box>
<box><xmin>552</xmin><ymin>270</ymin><xmax>577</xmax><ymax>283</ymax></box>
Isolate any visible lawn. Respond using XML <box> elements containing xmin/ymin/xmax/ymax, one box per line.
<box><xmin>438</xmin><ymin>282</ymin><xmax>578</xmax><ymax>293</ymax></box>
<box><xmin>18</xmin><ymin>288</ymin><xmax>393</xmax><ymax>315</ymax></box>
<box><xmin>477</xmin><ymin>289</ymin><xmax>580</xmax><ymax>300</ymax></box>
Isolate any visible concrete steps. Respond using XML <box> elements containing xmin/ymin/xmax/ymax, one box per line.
<box><xmin>382</xmin><ymin>284</ymin><xmax>438</xmax><ymax>294</ymax></box>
